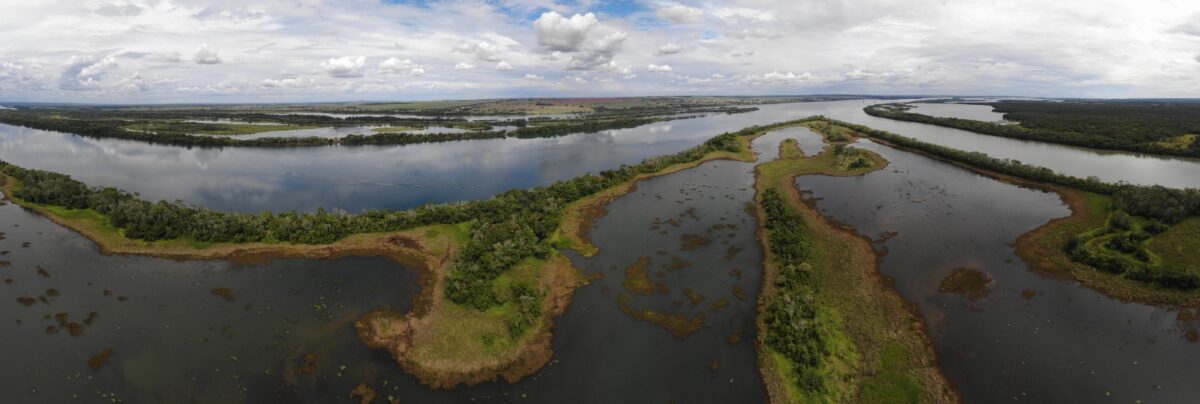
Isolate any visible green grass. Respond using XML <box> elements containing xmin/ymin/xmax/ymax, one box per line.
<box><xmin>1153</xmin><ymin>134</ymin><xmax>1198</xmax><ymax>150</ymax></box>
<box><xmin>1146</xmin><ymin>218</ymin><xmax>1200</xmax><ymax>276</ymax></box>
<box><xmin>858</xmin><ymin>343</ymin><xmax>924</xmax><ymax>404</ymax></box>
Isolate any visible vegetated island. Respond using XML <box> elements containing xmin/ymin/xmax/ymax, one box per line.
<box><xmin>816</xmin><ymin>117</ymin><xmax>1200</xmax><ymax>307</ymax></box>
<box><xmin>863</xmin><ymin>100</ymin><xmax>1200</xmax><ymax>158</ymax></box>
<box><xmin>0</xmin><ymin>119</ymin><xmax>799</xmax><ymax>388</ymax></box>
<box><xmin>752</xmin><ymin>123</ymin><xmax>957</xmax><ymax>403</ymax></box>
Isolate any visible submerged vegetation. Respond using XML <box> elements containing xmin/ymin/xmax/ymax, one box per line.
<box><xmin>865</xmin><ymin>101</ymin><xmax>1200</xmax><ymax>157</ymax></box>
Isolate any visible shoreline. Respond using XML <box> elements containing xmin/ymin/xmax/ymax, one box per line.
<box><xmin>752</xmin><ymin>126</ymin><xmax>958</xmax><ymax>403</ymax></box>
<box><xmin>851</xmin><ymin>131</ymin><xmax>1200</xmax><ymax>308</ymax></box>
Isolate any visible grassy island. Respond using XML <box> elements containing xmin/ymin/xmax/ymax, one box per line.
<box><xmin>752</xmin><ymin>123</ymin><xmax>956</xmax><ymax>403</ymax></box>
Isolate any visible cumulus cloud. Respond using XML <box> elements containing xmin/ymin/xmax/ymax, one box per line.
<box><xmin>567</xmin><ymin>31</ymin><xmax>627</xmax><ymax>70</ymax></box>
<box><xmin>647</xmin><ymin>64</ymin><xmax>673</xmax><ymax>73</ymax></box>
<box><xmin>454</xmin><ymin>62</ymin><xmax>475</xmax><ymax>70</ymax></box>
<box><xmin>379</xmin><ymin>57</ymin><xmax>425</xmax><ymax>75</ymax></box>
<box><xmin>534</xmin><ymin>12</ymin><xmax>597</xmax><ymax>52</ymax></box>
<box><xmin>193</xmin><ymin>44</ymin><xmax>222</xmax><ymax>64</ymax></box>
<box><xmin>657</xmin><ymin>4</ymin><xmax>704</xmax><ymax>24</ymax></box>
<box><xmin>60</xmin><ymin>54</ymin><xmax>118</xmax><ymax>90</ymax></box>
<box><xmin>524</xmin><ymin>73</ymin><xmax>543</xmax><ymax>80</ymax></box>
<box><xmin>321</xmin><ymin>56</ymin><xmax>366</xmax><ymax>78</ymax></box>
<box><xmin>454</xmin><ymin>41</ymin><xmax>502</xmax><ymax>62</ymax></box>
<box><xmin>656</xmin><ymin>43</ymin><xmax>684</xmax><ymax>56</ymax></box>
<box><xmin>496</xmin><ymin>61</ymin><xmax>514</xmax><ymax>71</ymax></box>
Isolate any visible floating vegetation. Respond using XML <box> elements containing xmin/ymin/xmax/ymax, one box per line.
<box><xmin>731</xmin><ymin>285</ymin><xmax>747</xmax><ymax>301</ymax></box>
<box><xmin>709</xmin><ymin>360</ymin><xmax>720</xmax><ymax>372</ymax></box>
<box><xmin>4</xmin><ymin>278</ymin><xmax>11</xmax><ymax>284</ymax></box>
<box><xmin>35</xmin><ymin>266</ymin><xmax>48</xmax><ymax>277</ymax></box>
<box><xmin>88</xmin><ymin>347</ymin><xmax>113</xmax><ymax>370</ymax></box>
<box><xmin>623</xmin><ymin>257</ymin><xmax>668</xmax><ymax>295</ymax></box>
<box><xmin>681</xmin><ymin>233</ymin><xmax>712</xmax><ymax>250</ymax></box>
<box><xmin>724</xmin><ymin>245</ymin><xmax>742</xmax><ymax>260</ymax></box>
<box><xmin>16</xmin><ymin>296</ymin><xmax>35</xmax><ymax>306</ymax></box>
<box><xmin>0</xmin><ymin>260</ymin><xmax>9</xmax><ymax>268</ymax></box>
<box><xmin>1021</xmin><ymin>289</ymin><xmax>1040</xmax><ymax>300</ymax></box>
<box><xmin>683</xmin><ymin>288</ymin><xmax>706</xmax><ymax>306</ymax></box>
<box><xmin>210</xmin><ymin>287</ymin><xmax>237</xmax><ymax>302</ymax></box>
<box><xmin>83</xmin><ymin>311</ymin><xmax>98</xmax><ymax>326</ymax></box>
<box><xmin>706</xmin><ymin>297</ymin><xmax>731</xmax><ymax>312</ymax></box>
<box><xmin>297</xmin><ymin>353</ymin><xmax>319</xmax><ymax>375</ymax></box>
<box><xmin>682</xmin><ymin>207</ymin><xmax>699</xmax><ymax>221</ymax></box>
<box><xmin>665</xmin><ymin>256</ymin><xmax>692</xmax><ymax>272</ymax></box>
<box><xmin>350</xmin><ymin>383</ymin><xmax>377</xmax><ymax>404</ymax></box>
<box><xmin>728</xmin><ymin>268</ymin><xmax>742</xmax><ymax>280</ymax></box>
<box><xmin>617</xmin><ymin>293</ymin><xmax>706</xmax><ymax>338</ymax></box>
<box><xmin>45</xmin><ymin>288</ymin><xmax>60</xmax><ymax>297</ymax></box>
<box><xmin>64</xmin><ymin>322</ymin><xmax>85</xmax><ymax>336</ymax></box>
<box><xmin>21</xmin><ymin>241</ymin><xmax>30</xmax><ymax>248</ymax></box>
<box><xmin>727</xmin><ymin>331</ymin><xmax>743</xmax><ymax>345</ymax></box>
<box><xmin>45</xmin><ymin>325</ymin><xmax>58</xmax><ymax>334</ymax></box>
<box><xmin>939</xmin><ymin>268</ymin><xmax>994</xmax><ymax>300</ymax></box>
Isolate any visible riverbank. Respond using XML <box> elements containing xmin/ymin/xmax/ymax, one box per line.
<box><xmin>753</xmin><ymin>125</ymin><xmax>957</xmax><ymax>403</ymax></box>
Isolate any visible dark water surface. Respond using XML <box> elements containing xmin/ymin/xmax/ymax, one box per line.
<box><xmin>795</xmin><ymin>140</ymin><xmax>1200</xmax><ymax>403</ymax></box>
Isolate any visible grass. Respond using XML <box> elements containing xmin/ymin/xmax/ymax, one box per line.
<box><xmin>372</xmin><ymin>126</ymin><xmax>419</xmax><ymax>133</ymax></box>
<box><xmin>1015</xmin><ymin>188</ymin><xmax>1200</xmax><ymax>305</ymax></box>
<box><xmin>1148</xmin><ymin>218</ymin><xmax>1200</xmax><ymax>274</ymax></box>
<box><xmin>755</xmin><ymin>121</ymin><xmax>955</xmax><ymax>403</ymax></box>
<box><xmin>1153</xmin><ymin>134</ymin><xmax>1198</xmax><ymax>150</ymax></box>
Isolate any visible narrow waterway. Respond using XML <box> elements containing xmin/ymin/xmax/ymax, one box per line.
<box><xmin>794</xmin><ymin>139</ymin><xmax>1200</xmax><ymax>403</ymax></box>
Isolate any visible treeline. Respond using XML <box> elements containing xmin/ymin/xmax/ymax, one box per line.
<box><xmin>863</xmin><ymin>104</ymin><xmax>1200</xmax><ymax>158</ymax></box>
<box><xmin>0</xmin><ymin>112</ymin><xmax>681</xmax><ymax>148</ymax></box>
<box><xmin>817</xmin><ymin>117</ymin><xmax>1200</xmax><ymax>290</ymax></box>
<box><xmin>0</xmin><ymin>119</ymin><xmax>804</xmax><ymax>313</ymax></box>
<box><xmin>990</xmin><ymin>101</ymin><xmax>1200</xmax><ymax>142</ymax></box>
<box><xmin>819</xmin><ymin>117</ymin><xmax>1200</xmax><ymax>224</ymax></box>
<box><xmin>760</xmin><ymin>188</ymin><xmax>831</xmax><ymax>393</ymax></box>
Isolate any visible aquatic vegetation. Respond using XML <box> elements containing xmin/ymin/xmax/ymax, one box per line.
<box><xmin>622</xmin><ymin>257</ymin><xmax>668</xmax><ymax>295</ymax></box>
<box><xmin>938</xmin><ymin>268</ymin><xmax>994</xmax><ymax>300</ymax></box>
<box><xmin>616</xmin><ymin>293</ymin><xmax>706</xmax><ymax>338</ymax></box>
<box><xmin>680</xmin><ymin>234</ymin><xmax>712</xmax><ymax>250</ymax></box>
<box><xmin>88</xmin><ymin>347</ymin><xmax>113</xmax><ymax>370</ymax></box>
<box><xmin>210</xmin><ymin>287</ymin><xmax>237</xmax><ymax>302</ymax></box>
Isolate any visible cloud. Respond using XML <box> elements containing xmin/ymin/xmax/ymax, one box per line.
<box><xmin>321</xmin><ymin>56</ymin><xmax>366</xmax><ymax>78</ymax></box>
<box><xmin>524</xmin><ymin>73</ymin><xmax>543</xmax><ymax>80</ymax></box>
<box><xmin>193</xmin><ymin>44</ymin><xmax>222</xmax><ymax>64</ymax></box>
<box><xmin>657</xmin><ymin>4</ymin><xmax>704</xmax><ymax>24</ymax></box>
<box><xmin>454</xmin><ymin>62</ymin><xmax>475</xmax><ymax>70</ymax></box>
<box><xmin>379</xmin><ymin>57</ymin><xmax>425</xmax><ymax>75</ymax></box>
<box><xmin>534</xmin><ymin>12</ymin><xmax>597</xmax><ymax>52</ymax></box>
<box><xmin>261</xmin><ymin>76</ymin><xmax>313</xmax><ymax>88</ymax></box>
<box><xmin>711</xmin><ymin>7</ymin><xmax>776</xmax><ymax>22</ymax></box>
<box><xmin>647</xmin><ymin>64</ymin><xmax>673</xmax><ymax>73</ymax></box>
<box><xmin>60</xmin><ymin>54</ymin><xmax>118</xmax><ymax>90</ymax></box>
<box><xmin>94</xmin><ymin>3</ymin><xmax>142</xmax><ymax>17</ymax></box>
<box><xmin>496</xmin><ymin>61</ymin><xmax>514</xmax><ymax>71</ymax></box>
<box><xmin>656</xmin><ymin>43</ymin><xmax>684</xmax><ymax>56</ymax></box>
<box><xmin>454</xmin><ymin>41</ymin><xmax>502</xmax><ymax>62</ymax></box>
<box><xmin>567</xmin><ymin>31</ymin><xmax>627</xmax><ymax>70</ymax></box>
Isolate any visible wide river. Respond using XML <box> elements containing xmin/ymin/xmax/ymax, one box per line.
<box><xmin>1</xmin><ymin>100</ymin><xmax>1199</xmax><ymax>402</ymax></box>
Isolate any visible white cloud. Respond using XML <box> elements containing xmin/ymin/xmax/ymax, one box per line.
<box><xmin>657</xmin><ymin>4</ymin><xmax>704</xmax><ymax>24</ymax></box>
<box><xmin>496</xmin><ymin>61</ymin><xmax>514</xmax><ymax>71</ymax></box>
<box><xmin>648</xmin><ymin>64</ymin><xmax>673</xmax><ymax>73</ymax></box>
<box><xmin>534</xmin><ymin>12</ymin><xmax>597</xmax><ymax>52</ymax></box>
<box><xmin>321</xmin><ymin>56</ymin><xmax>366</xmax><ymax>78</ymax></box>
<box><xmin>261</xmin><ymin>76</ymin><xmax>313</xmax><ymax>89</ymax></box>
<box><xmin>567</xmin><ymin>31</ymin><xmax>627</xmax><ymax>70</ymax></box>
<box><xmin>193</xmin><ymin>44</ymin><xmax>222</xmax><ymax>65</ymax></box>
<box><xmin>454</xmin><ymin>62</ymin><xmax>475</xmax><ymax>70</ymax></box>
<box><xmin>409</xmin><ymin>67</ymin><xmax>426</xmax><ymax>76</ymax></box>
<box><xmin>380</xmin><ymin>57</ymin><xmax>426</xmax><ymax>76</ymax></box>
<box><xmin>60</xmin><ymin>54</ymin><xmax>118</xmax><ymax>90</ymax></box>
<box><xmin>656</xmin><ymin>43</ymin><xmax>684</xmax><ymax>56</ymax></box>
<box><xmin>454</xmin><ymin>41</ymin><xmax>502</xmax><ymax>62</ymax></box>
<box><xmin>524</xmin><ymin>73</ymin><xmax>543</xmax><ymax>80</ymax></box>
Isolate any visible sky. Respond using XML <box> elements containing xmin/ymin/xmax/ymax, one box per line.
<box><xmin>1</xmin><ymin>0</ymin><xmax>1199</xmax><ymax>103</ymax></box>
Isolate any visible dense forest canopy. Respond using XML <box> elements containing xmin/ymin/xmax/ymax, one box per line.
<box><xmin>989</xmin><ymin>100</ymin><xmax>1200</xmax><ymax>142</ymax></box>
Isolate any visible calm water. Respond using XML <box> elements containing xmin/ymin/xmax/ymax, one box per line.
<box><xmin>907</xmin><ymin>103</ymin><xmax>1009</xmax><ymax>122</ymax></box>
<box><xmin>795</xmin><ymin>140</ymin><xmax>1200</xmax><ymax>403</ymax></box>
<box><xmin>0</xmin><ymin>129</ymin><xmax>809</xmax><ymax>403</ymax></box>
<box><xmin>216</xmin><ymin>125</ymin><xmax>473</xmax><ymax>140</ymax></box>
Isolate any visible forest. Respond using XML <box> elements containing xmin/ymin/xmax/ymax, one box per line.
<box><xmin>760</xmin><ymin>187</ymin><xmax>831</xmax><ymax>393</ymax></box>
<box><xmin>864</xmin><ymin>103</ymin><xmax>1200</xmax><ymax>157</ymax></box>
